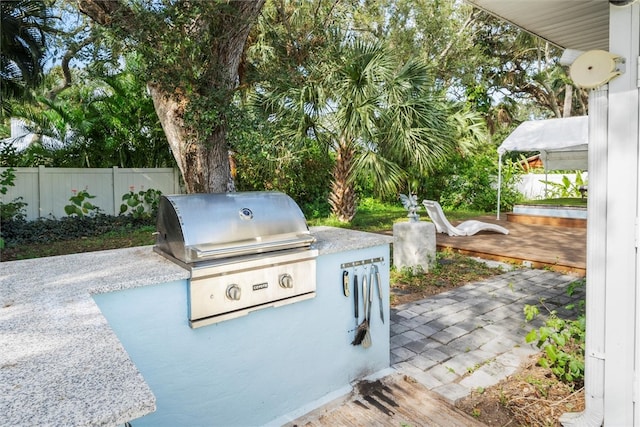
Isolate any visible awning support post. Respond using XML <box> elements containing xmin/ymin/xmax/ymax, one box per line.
<box><xmin>497</xmin><ymin>152</ymin><xmax>502</xmax><ymax>220</ymax></box>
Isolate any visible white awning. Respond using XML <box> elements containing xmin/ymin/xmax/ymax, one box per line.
<box><xmin>498</xmin><ymin>116</ymin><xmax>588</xmax><ymax>170</ymax></box>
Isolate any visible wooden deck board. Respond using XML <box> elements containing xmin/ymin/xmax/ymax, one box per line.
<box><xmin>507</xmin><ymin>212</ymin><xmax>586</xmax><ymax>228</ymax></box>
<box><xmin>284</xmin><ymin>374</ymin><xmax>485</xmax><ymax>427</ymax></box>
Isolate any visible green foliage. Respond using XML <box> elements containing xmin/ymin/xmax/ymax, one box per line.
<box><xmin>64</xmin><ymin>189</ymin><xmax>101</xmax><ymax>217</ymax></box>
<box><xmin>395</xmin><ymin>265</ymin><xmax>426</xmax><ymax>281</ymax></box>
<box><xmin>422</xmin><ymin>145</ymin><xmax>523</xmax><ymax>212</ymax></box>
<box><xmin>119</xmin><ymin>187</ymin><xmax>162</xmax><ymax>220</ymax></box>
<box><xmin>0</xmin><ymin>138</ymin><xmax>22</xmax><ymax>166</ymax></box>
<box><xmin>2</xmin><ymin>213</ymin><xmax>154</xmax><ymax>248</ymax></box>
<box><xmin>524</xmin><ymin>279</ymin><xmax>586</xmax><ymax>385</ymax></box>
<box><xmin>308</xmin><ymin>197</ymin><xmax>405</xmax><ymax>231</ymax></box>
<box><xmin>248</xmin><ymin>27</ymin><xmax>475</xmax><ymax>220</ymax></box>
<box><xmin>471</xmin><ymin>16</ymin><xmax>587</xmax><ymax>120</ymax></box>
<box><xmin>0</xmin><ymin>166</ymin><xmax>27</xmax><ymax>249</ymax></box>
<box><xmin>0</xmin><ymin>167</ymin><xmax>16</xmax><ymax>196</ymax></box>
<box><xmin>308</xmin><ymin>197</ymin><xmax>484</xmax><ymax>232</ymax></box>
<box><xmin>525</xmin><ymin>315</ymin><xmax>585</xmax><ymax>383</ymax></box>
<box><xmin>0</xmin><ymin>167</ymin><xmax>27</xmax><ymax>222</ymax></box>
<box><xmin>0</xmin><ymin>195</ymin><xmax>27</xmax><ymax>223</ymax></box>
<box><xmin>540</xmin><ymin>171</ymin><xmax>587</xmax><ymax>199</ymax></box>
<box><xmin>10</xmin><ymin>56</ymin><xmax>174</xmax><ymax>168</ymax></box>
<box><xmin>1</xmin><ymin>0</ymin><xmax>51</xmax><ymax>116</ymax></box>
<box><xmin>523</xmin><ymin>304</ymin><xmax>540</xmax><ymax>321</ymax></box>
<box><xmin>390</xmin><ymin>250</ymin><xmax>504</xmax><ymax>293</ymax></box>
<box><xmin>232</xmin><ymin>108</ymin><xmax>333</xmax><ymax>219</ymax></box>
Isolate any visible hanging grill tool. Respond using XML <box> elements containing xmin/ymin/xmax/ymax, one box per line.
<box><xmin>343</xmin><ymin>259</ymin><xmax>384</xmax><ymax>348</ymax></box>
<box><xmin>374</xmin><ymin>264</ymin><xmax>384</xmax><ymax>324</ymax></box>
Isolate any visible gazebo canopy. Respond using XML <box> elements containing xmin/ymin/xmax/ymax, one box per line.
<box><xmin>495</xmin><ymin>115</ymin><xmax>589</xmax><ymax>219</ymax></box>
<box><xmin>498</xmin><ymin>115</ymin><xmax>589</xmax><ymax>170</ymax></box>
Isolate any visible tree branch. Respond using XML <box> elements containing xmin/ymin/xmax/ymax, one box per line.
<box><xmin>46</xmin><ymin>36</ymin><xmax>95</xmax><ymax>101</ymax></box>
<box><xmin>76</xmin><ymin>0</ymin><xmax>136</xmax><ymax>32</ymax></box>
<box><xmin>438</xmin><ymin>9</ymin><xmax>478</xmax><ymax>64</ymax></box>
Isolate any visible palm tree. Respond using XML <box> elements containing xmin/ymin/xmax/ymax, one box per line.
<box><xmin>1</xmin><ymin>0</ymin><xmax>50</xmax><ymax>117</ymax></box>
<box><xmin>248</xmin><ymin>22</ymin><xmax>484</xmax><ymax>222</ymax></box>
<box><xmin>259</xmin><ymin>37</ymin><xmax>469</xmax><ymax>222</ymax></box>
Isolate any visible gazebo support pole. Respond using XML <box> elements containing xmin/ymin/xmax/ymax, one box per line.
<box><xmin>497</xmin><ymin>152</ymin><xmax>502</xmax><ymax>220</ymax></box>
<box><xmin>544</xmin><ymin>151</ymin><xmax>548</xmax><ymax>198</ymax></box>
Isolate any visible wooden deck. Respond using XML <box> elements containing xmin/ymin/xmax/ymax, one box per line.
<box><xmin>436</xmin><ymin>215</ymin><xmax>586</xmax><ymax>276</ymax></box>
<box><xmin>284</xmin><ymin>374</ymin><xmax>485</xmax><ymax>427</ymax></box>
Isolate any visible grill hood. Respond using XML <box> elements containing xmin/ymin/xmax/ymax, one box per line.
<box><xmin>155</xmin><ymin>192</ymin><xmax>314</xmax><ymax>264</ymax></box>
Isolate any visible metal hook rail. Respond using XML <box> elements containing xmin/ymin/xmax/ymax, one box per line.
<box><xmin>340</xmin><ymin>257</ymin><xmax>384</xmax><ymax>270</ymax></box>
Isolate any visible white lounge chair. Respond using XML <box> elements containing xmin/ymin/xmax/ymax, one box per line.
<box><xmin>422</xmin><ymin>200</ymin><xmax>509</xmax><ymax>237</ymax></box>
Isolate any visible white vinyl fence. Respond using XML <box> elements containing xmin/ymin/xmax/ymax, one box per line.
<box><xmin>1</xmin><ymin>167</ymin><xmax>182</xmax><ymax>220</ymax></box>
<box><xmin>516</xmin><ymin>172</ymin><xmax>588</xmax><ymax>200</ymax></box>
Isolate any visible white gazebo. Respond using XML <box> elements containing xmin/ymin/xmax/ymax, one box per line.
<box><xmin>496</xmin><ymin>115</ymin><xmax>589</xmax><ymax>218</ymax></box>
<box><xmin>467</xmin><ymin>1</ymin><xmax>639</xmax><ymax>426</ymax></box>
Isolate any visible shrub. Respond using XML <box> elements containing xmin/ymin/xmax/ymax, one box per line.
<box><xmin>1</xmin><ymin>167</ymin><xmax>27</xmax><ymax>249</ymax></box>
<box><xmin>540</xmin><ymin>170</ymin><xmax>587</xmax><ymax>198</ymax></box>
<box><xmin>524</xmin><ymin>279</ymin><xmax>586</xmax><ymax>385</ymax></box>
<box><xmin>0</xmin><ymin>196</ymin><xmax>26</xmax><ymax>223</ymax></box>
<box><xmin>64</xmin><ymin>189</ymin><xmax>102</xmax><ymax>217</ymax></box>
<box><xmin>0</xmin><ymin>167</ymin><xmax>27</xmax><ymax>222</ymax></box>
<box><xmin>234</xmin><ymin>141</ymin><xmax>332</xmax><ymax>218</ymax></box>
<box><xmin>120</xmin><ymin>187</ymin><xmax>162</xmax><ymax>220</ymax></box>
<box><xmin>421</xmin><ymin>146</ymin><xmax>523</xmax><ymax>213</ymax></box>
<box><xmin>2</xmin><ymin>213</ymin><xmax>154</xmax><ymax>247</ymax></box>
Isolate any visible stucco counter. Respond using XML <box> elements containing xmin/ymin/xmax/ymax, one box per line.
<box><xmin>0</xmin><ymin>226</ymin><xmax>392</xmax><ymax>426</ymax></box>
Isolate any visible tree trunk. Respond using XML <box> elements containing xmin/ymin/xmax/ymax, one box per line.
<box><xmin>563</xmin><ymin>84</ymin><xmax>573</xmax><ymax>118</ymax></box>
<box><xmin>77</xmin><ymin>0</ymin><xmax>266</xmax><ymax>194</ymax></box>
<box><xmin>148</xmin><ymin>84</ymin><xmax>231</xmax><ymax>193</ymax></box>
<box><xmin>329</xmin><ymin>138</ymin><xmax>357</xmax><ymax>222</ymax></box>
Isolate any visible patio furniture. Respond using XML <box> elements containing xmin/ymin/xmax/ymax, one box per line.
<box><xmin>422</xmin><ymin>200</ymin><xmax>509</xmax><ymax>237</ymax></box>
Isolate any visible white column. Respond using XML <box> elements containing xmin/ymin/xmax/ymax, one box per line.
<box><xmin>603</xmin><ymin>4</ymin><xmax>640</xmax><ymax>425</ymax></box>
<box><xmin>562</xmin><ymin>86</ymin><xmax>608</xmax><ymax>427</ymax></box>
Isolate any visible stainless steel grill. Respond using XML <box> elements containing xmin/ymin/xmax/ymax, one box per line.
<box><xmin>154</xmin><ymin>192</ymin><xmax>317</xmax><ymax>328</ymax></box>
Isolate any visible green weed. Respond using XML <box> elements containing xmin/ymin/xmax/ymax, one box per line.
<box><xmin>524</xmin><ymin>280</ymin><xmax>585</xmax><ymax>385</ymax></box>
<box><xmin>390</xmin><ymin>250</ymin><xmax>504</xmax><ymax>294</ymax></box>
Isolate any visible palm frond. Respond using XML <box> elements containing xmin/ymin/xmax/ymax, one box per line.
<box><xmin>353</xmin><ymin>149</ymin><xmax>406</xmax><ymax>197</ymax></box>
<box><xmin>450</xmin><ymin>106</ymin><xmax>489</xmax><ymax>155</ymax></box>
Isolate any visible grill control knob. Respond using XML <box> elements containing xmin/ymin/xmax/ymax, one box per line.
<box><xmin>226</xmin><ymin>284</ymin><xmax>241</xmax><ymax>301</ymax></box>
<box><xmin>279</xmin><ymin>274</ymin><xmax>294</xmax><ymax>289</ymax></box>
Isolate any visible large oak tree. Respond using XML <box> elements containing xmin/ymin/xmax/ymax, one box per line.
<box><xmin>76</xmin><ymin>0</ymin><xmax>265</xmax><ymax>193</ymax></box>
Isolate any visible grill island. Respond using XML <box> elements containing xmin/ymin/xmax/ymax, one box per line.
<box><xmin>0</xmin><ymin>208</ymin><xmax>392</xmax><ymax>427</ymax></box>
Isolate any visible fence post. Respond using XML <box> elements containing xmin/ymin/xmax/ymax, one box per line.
<box><xmin>112</xmin><ymin>166</ymin><xmax>118</xmax><ymax>216</ymax></box>
<box><xmin>174</xmin><ymin>168</ymin><xmax>180</xmax><ymax>194</ymax></box>
<box><xmin>38</xmin><ymin>165</ymin><xmax>45</xmax><ymax>218</ymax></box>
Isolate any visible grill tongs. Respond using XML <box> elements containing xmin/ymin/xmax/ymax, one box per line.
<box><xmin>352</xmin><ymin>269</ymin><xmax>373</xmax><ymax>348</ymax></box>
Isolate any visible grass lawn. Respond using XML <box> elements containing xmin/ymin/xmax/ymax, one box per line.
<box><xmin>308</xmin><ymin>197</ymin><xmax>485</xmax><ymax>232</ymax></box>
